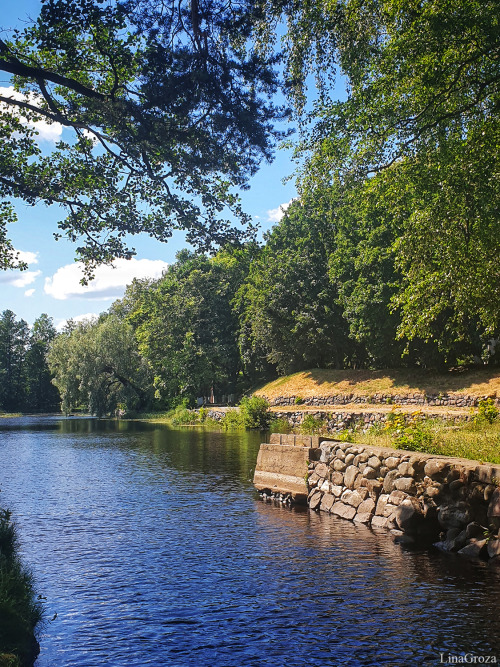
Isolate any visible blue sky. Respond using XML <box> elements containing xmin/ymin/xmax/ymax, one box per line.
<box><xmin>0</xmin><ymin>1</ymin><xmax>329</xmax><ymax>329</ymax></box>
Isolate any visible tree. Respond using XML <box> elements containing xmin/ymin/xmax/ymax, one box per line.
<box><xmin>0</xmin><ymin>310</ymin><xmax>29</xmax><ymax>411</ymax></box>
<box><xmin>48</xmin><ymin>315</ymin><xmax>153</xmax><ymax>416</ymax></box>
<box><xmin>267</xmin><ymin>0</ymin><xmax>500</xmax><ymax>360</ymax></box>
<box><xmin>236</xmin><ymin>197</ymin><xmax>349</xmax><ymax>376</ymax></box>
<box><xmin>0</xmin><ymin>0</ymin><xmax>285</xmax><ymax>272</ymax></box>
<box><xmin>25</xmin><ymin>314</ymin><xmax>60</xmax><ymax>411</ymax></box>
<box><xmin>128</xmin><ymin>249</ymin><xmax>246</xmax><ymax>405</ymax></box>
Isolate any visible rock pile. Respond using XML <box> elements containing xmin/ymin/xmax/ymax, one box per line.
<box><xmin>307</xmin><ymin>441</ymin><xmax>500</xmax><ymax>561</ymax></box>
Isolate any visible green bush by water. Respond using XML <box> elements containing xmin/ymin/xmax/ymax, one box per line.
<box><xmin>0</xmin><ymin>508</ymin><xmax>43</xmax><ymax>667</ymax></box>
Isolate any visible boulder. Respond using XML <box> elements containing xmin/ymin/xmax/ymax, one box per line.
<box><xmin>357</xmin><ymin>498</ymin><xmax>376</xmax><ymax>516</ymax></box>
<box><xmin>342</xmin><ymin>490</ymin><xmax>364</xmax><ymax>508</ymax></box>
<box><xmin>487</xmin><ymin>538</ymin><xmax>500</xmax><ymax>559</ymax></box>
<box><xmin>438</xmin><ymin>503</ymin><xmax>472</xmax><ymax>529</ymax></box>
<box><xmin>395</xmin><ymin>477</ymin><xmax>417</xmax><ymax>495</ymax></box>
<box><xmin>423</xmin><ymin>482</ymin><xmax>443</xmax><ymax>499</ymax></box>
<box><xmin>385</xmin><ymin>456</ymin><xmax>400</xmax><ymax>470</ymax></box>
<box><xmin>458</xmin><ymin>539</ymin><xmax>488</xmax><ymax>559</ymax></box>
<box><xmin>315</xmin><ymin>462</ymin><xmax>330</xmax><ymax>479</ymax></box>
<box><xmin>361</xmin><ymin>479</ymin><xmax>383</xmax><ymax>500</ymax></box>
<box><xmin>308</xmin><ymin>472</ymin><xmax>320</xmax><ymax>486</ymax></box>
<box><xmin>446</xmin><ymin>529</ymin><xmax>467</xmax><ymax>551</ymax></box>
<box><xmin>372</xmin><ymin>515</ymin><xmax>390</xmax><ymax>529</ymax></box>
<box><xmin>309</xmin><ymin>490</ymin><xmax>323</xmax><ymax>510</ymax></box>
<box><xmin>362</xmin><ymin>466</ymin><xmax>377</xmax><ymax>480</ymax></box>
<box><xmin>383</xmin><ymin>469</ymin><xmax>399</xmax><ymax>494</ymax></box>
<box><xmin>320</xmin><ymin>443</ymin><xmax>335</xmax><ymax>462</ymax></box>
<box><xmin>320</xmin><ymin>493</ymin><xmax>335</xmax><ymax>513</ymax></box>
<box><xmin>484</xmin><ymin>484</ymin><xmax>496</xmax><ymax>502</ymax></box>
<box><xmin>449</xmin><ymin>479</ymin><xmax>464</xmax><ymax>494</ymax></box>
<box><xmin>319</xmin><ymin>480</ymin><xmax>330</xmax><ymax>493</ymax></box>
<box><xmin>333</xmin><ymin>459</ymin><xmax>347</xmax><ymax>472</ymax></box>
<box><xmin>388</xmin><ymin>490</ymin><xmax>407</xmax><ymax>506</ymax></box>
<box><xmin>376</xmin><ymin>493</ymin><xmax>389</xmax><ymax>516</ymax></box>
<box><xmin>331</xmin><ymin>502</ymin><xmax>357</xmax><ymax>521</ymax></box>
<box><xmin>465</xmin><ymin>522</ymin><xmax>485</xmax><ymax>539</ymax></box>
<box><xmin>394</xmin><ymin>498</ymin><xmax>424</xmax><ymax>533</ymax></box>
<box><xmin>398</xmin><ymin>462</ymin><xmax>415</xmax><ymax>477</ymax></box>
<box><xmin>344</xmin><ymin>465</ymin><xmax>360</xmax><ymax>489</ymax></box>
<box><xmin>367</xmin><ymin>456</ymin><xmax>381</xmax><ymax>469</ymax></box>
<box><xmin>331</xmin><ymin>471</ymin><xmax>344</xmax><ymax>486</ymax></box>
<box><xmin>487</xmin><ymin>488</ymin><xmax>500</xmax><ymax>528</ymax></box>
<box><xmin>424</xmin><ymin>459</ymin><xmax>449</xmax><ymax>480</ymax></box>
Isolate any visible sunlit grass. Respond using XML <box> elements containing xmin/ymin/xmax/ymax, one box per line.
<box><xmin>312</xmin><ymin>417</ymin><xmax>500</xmax><ymax>464</ymax></box>
<box><xmin>255</xmin><ymin>368</ymin><xmax>500</xmax><ymax>401</ymax></box>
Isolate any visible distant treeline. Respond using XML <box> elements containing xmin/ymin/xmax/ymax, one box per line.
<box><xmin>0</xmin><ymin>311</ymin><xmax>60</xmax><ymax>414</ymax></box>
<box><xmin>37</xmin><ymin>194</ymin><xmax>499</xmax><ymax>417</ymax></box>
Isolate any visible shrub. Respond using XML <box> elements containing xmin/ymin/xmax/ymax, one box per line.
<box><xmin>476</xmin><ymin>398</ymin><xmax>499</xmax><ymax>425</ymax></box>
<box><xmin>221</xmin><ymin>409</ymin><xmax>246</xmax><ymax>429</ymax></box>
<box><xmin>239</xmin><ymin>396</ymin><xmax>270</xmax><ymax>429</ymax></box>
<box><xmin>269</xmin><ymin>417</ymin><xmax>292</xmax><ymax>433</ymax></box>
<box><xmin>299</xmin><ymin>414</ymin><xmax>326</xmax><ymax>434</ymax></box>
<box><xmin>169</xmin><ymin>401</ymin><xmax>199</xmax><ymax>425</ymax></box>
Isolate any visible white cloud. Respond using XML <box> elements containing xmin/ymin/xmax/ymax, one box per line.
<box><xmin>44</xmin><ymin>258</ymin><xmax>169</xmax><ymax>301</ymax></box>
<box><xmin>0</xmin><ymin>86</ymin><xmax>63</xmax><ymax>142</ymax></box>
<box><xmin>24</xmin><ymin>289</ymin><xmax>35</xmax><ymax>297</ymax></box>
<box><xmin>16</xmin><ymin>250</ymin><xmax>39</xmax><ymax>265</ymax></box>
<box><xmin>266</xmin><ymin>199</ymin><xmax>294</xmax><ymax>223</ymax></box>
<box><xmin>0</xmin><ymin>270</ymin><xmax>42</xmax><ymax>288</ymax></box>
<box><xmin>55</xmin><ymin>313</ymin><xmax>100</xmax><ymax>331</ymax></box>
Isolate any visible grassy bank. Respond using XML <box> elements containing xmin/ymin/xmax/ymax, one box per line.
<box><xmin>0</xmin><ymin>508</ymin><xmax>43</xmax><ymax>667</ymax></box>
<box><xmin>254</xmin><ymin>368</ymin><xmax>500</xmax><ymax>401</ymax></box>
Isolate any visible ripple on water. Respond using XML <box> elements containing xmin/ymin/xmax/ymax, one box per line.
<box><xmin>0</xmin><ymin>417</ymin><xmax>499</xmax><ymax>666</ymax></box>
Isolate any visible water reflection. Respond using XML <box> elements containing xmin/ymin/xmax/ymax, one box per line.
<box><xmin>0</xmin><ymin>417</ymin><xmax>499</xmax><ymax>666</ymax></box>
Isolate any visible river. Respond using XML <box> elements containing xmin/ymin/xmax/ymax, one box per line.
<box><xmin>0</xmin><ymin>416</ymin><xmax>499</xmax><ymax>666</ymax></box>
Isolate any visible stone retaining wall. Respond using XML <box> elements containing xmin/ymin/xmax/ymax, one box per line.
<box><xmin>265</xmin><ymin>393</ymin><xmax>498</xmax><ymax>408</ymax></box>
<box><xmin>307</xmin><ymin>440</ymin><xmax>500</xmax><ymax>562</ymax></box>
<box><xmin>271</xmin><ymin>410</ymin><xmax>471</xmax><ymax>434</ymax></box>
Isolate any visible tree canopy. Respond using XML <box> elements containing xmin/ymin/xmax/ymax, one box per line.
<box><xmin>270</xmin><ymin>0</ymin><xmax>500</xmax><ymax>355</ymax></box>
<box><xmin>0</xmin><ymin>0</ymin><xmax>284</xmax><ymax>271</ymax></box>
<box><xmin>0</xmin><ymin>310</ymin><xmax>60</xmax><ymax>412</ymax></box>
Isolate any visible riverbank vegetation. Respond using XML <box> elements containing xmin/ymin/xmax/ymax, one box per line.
<box><xmin>139</xmin><ymin>396</ymin><xmax>271</xmax><ymax>431</ymax></box>
<box><xmin>0</xmin><ymin>507</ymin><xmax>43</xmax><ymax>667</ymax></box>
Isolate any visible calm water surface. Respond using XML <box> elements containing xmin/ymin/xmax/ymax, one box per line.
<box><xmin>1</xmin><ymin>417</ymin><xmax>499</xmax><ymax>666</ymax></box>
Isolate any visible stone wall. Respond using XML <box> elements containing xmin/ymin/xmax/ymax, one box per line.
<box><xmin>271</xmin><ymin>410</ymin><xmax>471</xmax><ymax>434</ymax></box>
<box><xmin>265</xmin><ymin>393</ymin><xmax>498</xmax><ymax>408</ymax></box>
<box><xmin>307</xmin><ymin>440</ymin><xmax>500</xmax><ymax>562</ymax></box>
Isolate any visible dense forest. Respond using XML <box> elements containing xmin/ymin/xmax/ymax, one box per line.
<box><xmin>1</xmin><ymin>0</ymin><xmax>499</xmax><ymax>416</ymax></box>
<box><xmin>0</xmin><ymin>311</ymin><xmax>60</xmax><ymax>413</ymax></box>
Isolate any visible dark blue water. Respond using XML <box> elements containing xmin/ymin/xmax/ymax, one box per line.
<box><xmin>1</xmin><ymin>417</ymin><xmax>499</xmax><ymax>666</ymax></box>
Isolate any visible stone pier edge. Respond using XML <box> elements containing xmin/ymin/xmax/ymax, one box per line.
<box><xmin>253</xmin><ymin>434</ymin><xmax>500</xmax><ymax>562</ymax></box>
